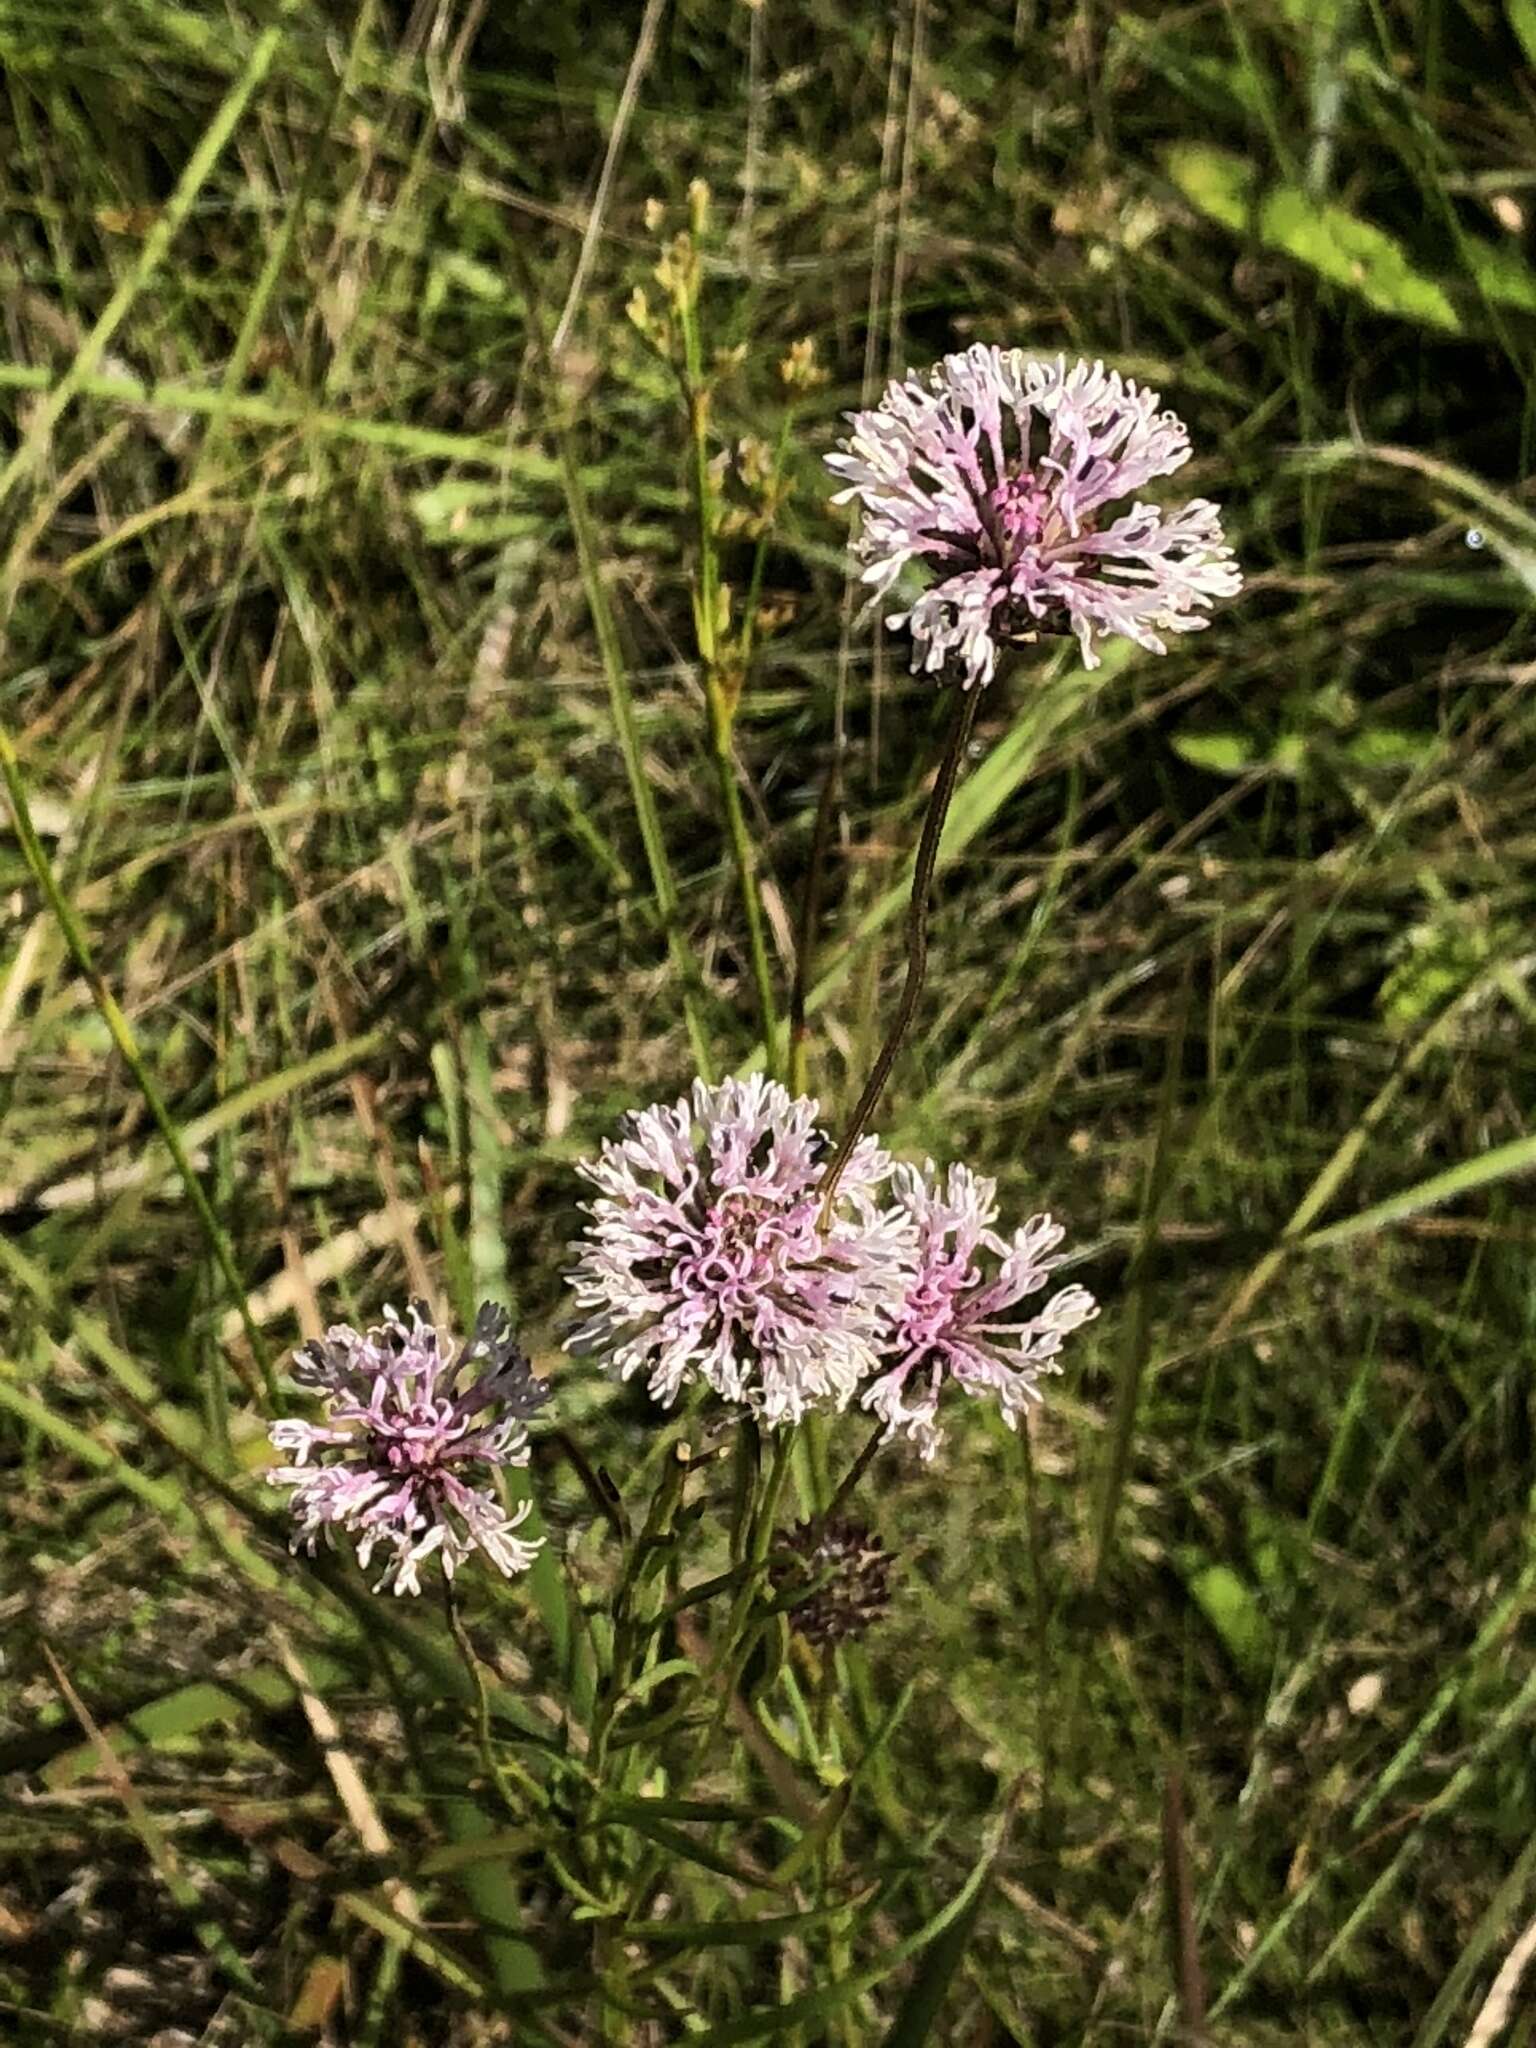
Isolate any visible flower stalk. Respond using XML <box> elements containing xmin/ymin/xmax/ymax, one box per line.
<box><xmin>817</xmin><ymin>679</ymin><xmax>981</xmax><ymax>1218</ymax></box>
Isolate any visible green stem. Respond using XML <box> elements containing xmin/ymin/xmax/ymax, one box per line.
<box><xmin>819</xmin><ymin>683</ymin><xmax>981</xmax><ymax>1215</ymax></box>
<box><xmin>589</xmin><ymin>1447</ymin><xmax>689</xmax><ymax>1782</ymax></box>
<box><xmin>789</xmin><ymin>741</ymin><xmax>842</xmax><ymax>1098</ymax></box>
<box><xmin>1018</xmin><ymin>1419</ymin><xmax>1058</xmax><ymax>1852</ymax></box>
<box><xmin>504</xmin><ymin>230</ymin><xmax>715</xmax><ymax>1081</ymax></box>
<box><xmin>815</xmin><ymin>1419</ymin><xmax>887</xmax><ymax>1535</ymax></box>
<box><xmin>442</xmin><ymin>1580</ymin><xmax>545</xmax><ymax>1824</ymax></box>
<box><xmin>705</xmin><ymin>673</ymin><xmax>782</xmax><ymax>1067</ymax></box>
<box><xmin>0</xmin><ymin>725</ymin><xmax>272</xmax><ymax>1398</ymax></box>
<box><xmin>749</xmin><ymin>1430</ymin><xmax>796</xmax><ymax>1571</ymax></box>
<box><xmin>558</xmin><ymin>435</ymin><xmax>716</xmax><ymax>1082</ymax></box>
<box><xmin>737</xmin><ymin>411</ymin><xmax>794</xmax><ymax>672</ymax></box>
<box><xmin>677</xmin><ymin>288</ymin><xmax>782</xmax><ymax>1068</ymax></box>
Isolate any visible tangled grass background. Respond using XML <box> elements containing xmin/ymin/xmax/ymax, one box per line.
<box><xmin>4</xmin><ymin>2</ymin><xmax>1536</xmax><ymax>2041</ymax></box>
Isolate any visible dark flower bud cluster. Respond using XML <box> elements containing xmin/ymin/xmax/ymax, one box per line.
<box><xmin>772</xmin><ymin>1517</ymin><xmax>896</xmax><ymax>1647</ymax></box>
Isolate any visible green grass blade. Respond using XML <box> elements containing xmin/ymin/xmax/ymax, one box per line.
<box><xmin>0</xmin><ymin>11</ymin><xmax>290</xmax><ymax>509</ymax></box>
<box><xmin>1302</xmin><ymin>1131</ymin><xmax>1536</xmax><ymax>1249</ymax></box>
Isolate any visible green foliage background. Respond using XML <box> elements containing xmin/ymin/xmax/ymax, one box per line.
<box><xmin>3</xmin><ymin>0</ymin><xmax>1536</xmax><ymax>2039</ymax></box>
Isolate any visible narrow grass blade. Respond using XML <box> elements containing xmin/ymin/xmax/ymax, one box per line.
<box><xmin>0</xmin><ymin>13</ymin><xmax>289</xmax><ymax>508</ymax></box>
<box><xmin>0</xmin><ymin>734</ymin><xmax>270</xmax><ymax>1390</ymax></box>
<box><xmin>1409</xmin><ymin>1826</ymin><xmax>1536</xmax><ymax>2048</ymax></box>
<box><xmin>42</xmin><ymin>1646</ymin><xmax>263</xmax><ymax>2000</ymax></box>
<box><xmin>877</xmin><ymin>1882</ymin><xmax>988</xmax><ymax>2048</ymax></box>
<box><xmin>558</xmin><ymin>432</ymin><xmax>716</xmax><ymax>1077</ymax></box>
<box><xmin>1092</xmin><ymin>961</ymin><xmax>1191</xmax><ymax>1585</ymax></box>
<box><xmin>1353</xmin><ymin>1554</ymin><xmax>1536</xmax><ymax>1833</ymax></box>
<box><xmin>621</xmin><ymin>1887</ymin><xmax>882</xmax><ymax>1950</ymax></box>
<box><xmin>0</xmin><ymin>361</ymin><xmax>579</xmax><ymax>471</ymax></box>
<box><xmin>707</xmin><ymin>1777</ymin><xmax>1024</xmax><ymax>2045</ymax></box>
<box><xmin>1301</xmin><ymin>1132</ymin><xmax>1536</xmax><ymax>1250</ymax></box>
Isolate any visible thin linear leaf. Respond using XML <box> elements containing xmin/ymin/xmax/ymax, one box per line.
<box><xmin>0</xmin><ymin>360</ymin><xmax>581</xmax><ymax>474</ymax></box>
<box><xmin>338</xmin><ymin>1890</ymin><xmax>496</xmax><ymax>2002</ymax></box>
<box><xmin>1302</xmin><ymin>1132</ymin><xmax>1536</xmax><ymax>1249</ymax></box>
<box><xmin>43</xmin><ymin>1663</ymin><xmax>343</xmax><ymax>1790</ymax></box>
<box><xmin>620</xmin><ymin>1885</ymin><xmax>883</xmax><ymax>1950</ymax></box>
<box><xmin>602</xmin><ymin>1810</ymin><xmax>785</xmax><ymax>1892</ymax></box>
<box><xmin>706</xmin><ymin>1780</ymin><xmax>1024</xmax><ymax>2045</ymax></box>
<box><xmin>0</xmin><ymin>14</ymin><xmax>289</xmax><ymax>507</ymax></box>
<box><xmin>43</xmin><ymin>1647</ymin><xmax>263</xmax><ymax>2000</ymax></box>
<box><xmin>878</xmin><ymin>1883</ymin><xmax>989</xmax><ymax>2048</ymax></box>
<box><xmin>1409</xmin><ymin>1827</ymin><xmax>1536</xmax><ymax>2048</ymax></box>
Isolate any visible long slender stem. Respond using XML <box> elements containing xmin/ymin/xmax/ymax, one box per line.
<box><xmin>737</xmin><ymin>410</ymin><xmax>794</xmax><ymax>671</ymax></box>
<box><xmin>677</xmin><ymin>285</ymin><xmax>782</xmax><ymax>1067</ymax></box>
<box><xmin>1090</xmin><ymin>959</ymin><xmax>1192</xmax><ymax>1589</ymax></box>
<box><xmin>1018</xmin><ymin>1417</ymin><xmax>1058</xmax><ymax>1851</ymax></box>
<box><xmin>558</xmin><ymin>436</ymin><xmax>717</xmax><ymax>1082</ymax></box>
<box><xmin>0</xmin><ymin>725</ymin><xmax>273</xmax><ymax>1398</ymax></box>
<box><xmin>819</xmin><ymin>683</ymin><xmax>981</xmax><ymax>1214</ymax></box>
<box><xmin>506</xmin><ymin>233</ymin><xmax>717</xmax><ymax>1081</ymax></box>
<box><xmin>816</xmin><ymin>1419</ymin><xmax>887</xmax><ymax>1535</ymax></box>
<box><xmin>789</xmin><ymin>740</ymin><xmax>843</xmax><ymax>1096</ymax></box>
<box><xmin>442</xmin><ymin>1580</ymin><xmax>544</xmax><ymax>1825</ymax></box>
<box><xmin>704</xmin><ymin>674</ymin><xmax>782</xmax><ymax>1067</ymax></box>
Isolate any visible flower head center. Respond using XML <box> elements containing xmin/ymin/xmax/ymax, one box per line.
<box><xmin>676</xmin><ymin>1191</ymin><xmax>817</xmax><ymax>1313</ymax></box>
<box><xmin>987</xmin><ymin>470</ymin><xmax>1057</xmax><ymax>567</ymax></box>
<box><xmin>897</xmin><ymin>1248</ymin><xmax>974</xmax><ymax>1353</ymax></box>
<box><xmin>368</xmin><ymin>1393</ymin><xmax>466</xmax><ymax>1475</ymax></box>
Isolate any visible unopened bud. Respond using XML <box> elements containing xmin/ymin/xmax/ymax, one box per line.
<box><xmin>779</xmin><ymin>336</ymin><xmax>828</xmax><ymax>393</ymax></box>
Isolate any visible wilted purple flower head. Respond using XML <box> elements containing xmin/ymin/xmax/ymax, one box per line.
<box><xmin>864</xmin><ymin>1161</ymin><xmax>1098</xmax><ymax>1460</ymax></box>
<box><xmin>827</xmin><ymin>346</ymin><xmax>1241</xmax><ymax>689</ymax></box>
<box><xmin>771</xmin><ymin>1516</ymin><xmax>896</xmax><ymax>1646</ymax></box>
<box><xmin>269</xmin><ymin>1301</ymin><xmax>548</xmax><ymax>1596</ymax></box>
<box><xmin>564</xmin><ymin>1075</ymin><xmax>915</xmax><ymax>1427</ymax></box>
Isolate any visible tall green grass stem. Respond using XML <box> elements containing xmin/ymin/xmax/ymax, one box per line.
<box><xmin>558</xmin><ymin>434</ymin><xmax>717</xmax><ymax>1080</ymax></box>
<box><xmin>677</xmin><ymin>287</ymin><xmax>782</xmax><ymax>1067</ymax></box>
<box><xmin>0</xmin><ymin>13</ymin><xmax>289</xmax><ymax>510</ymax></box>
<box><xmin>789</xmin><ymin>741</ymin><xmax>842</xmax><ymax>1096</ymax></box>
<box><xmin>0</xmin><ymin>725</ymin><xmax>272</xmax><ymax>1397</ymax></box>
<box><xmin>705</xmin><ymin>675</ymin><xmax>782</xmax><ymax>1070</ymax></box>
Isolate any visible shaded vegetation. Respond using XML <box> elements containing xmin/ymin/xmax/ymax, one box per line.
<box><xmin>3</xmin><ymin>0</ymin><xmax>1536</xmax><ymax>2039</ymax></box>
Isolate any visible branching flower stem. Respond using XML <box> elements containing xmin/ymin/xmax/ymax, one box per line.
<box><xmin>818</xmin><ymin>680</ymin><xmax>981</xmax><ymax>1218</ymax></box>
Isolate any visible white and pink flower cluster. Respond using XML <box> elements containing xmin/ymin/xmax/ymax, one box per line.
<box><xmin>827</xmin><ymin>346</ymin><xmax>1241</xmax><ymax>689</ymax></box>
<box><xmin>267</xmin><ymin>1086</ymin><xmax>1096</xmax><ymax>1593</ymax></box>
<box><xmin>564</xmin><ymin>1075</ymin><xmax>1097</xmax><ymax>1461</ymax></box>
<box><xmin>268</xmin><ymin>1300</ymin><xmax>548</xmax><ymax>1595</ymax></box>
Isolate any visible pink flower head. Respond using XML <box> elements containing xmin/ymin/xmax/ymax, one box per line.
<box><xmin>269</xmin><ymin>1301</ymin><xmax>547</xmax><ymax>1595</ymax></box>
<box><xmin>864</xmin><ymin>1161</ymin><xmax>1098</xmax><ymax>1460</ymax></box>
<box><xmin>827</xmin><ymin>346</ymin><xmax>1241</xmax><ymax>688</ymax></box>
<box><xmin>564</xmin><ymin>1075</ymin><xmax>915</xmax><ymax>1427</ymax></box>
